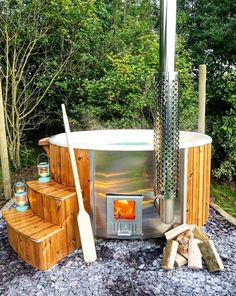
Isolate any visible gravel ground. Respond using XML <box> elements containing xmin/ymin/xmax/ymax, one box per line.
<box><xmin>0</xmin><ymin>208</ymin><xmax>235</xmax><ymax>296</ymax></box>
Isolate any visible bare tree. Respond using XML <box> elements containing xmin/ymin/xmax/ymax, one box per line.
<box><xmin>0</xmin><ymin>79</ymin><xmax>12</xmax><ymax>201</ymax></box>
<box><xmin>0</xmin><ymin>0</ymin><xmax>75</xmax><ymax>167</ymax></box>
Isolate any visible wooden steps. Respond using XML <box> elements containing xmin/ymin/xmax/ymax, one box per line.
<box><xmin>3</xmin><ymin>209</ymin><xmax>67</xmax><ymax>270</ymax></box>
<box><xmin>3</xmin><ymin>180</ymin><xmax>81</xmax><ymax>270</ymax></box>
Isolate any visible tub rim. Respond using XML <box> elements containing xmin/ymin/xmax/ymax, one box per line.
<box><xmin>49</xmin><ymin>129</ymin><xmax>212</xmax><ymax>151</ymax></box>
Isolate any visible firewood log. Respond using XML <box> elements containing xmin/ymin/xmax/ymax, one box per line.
<box><xmin>175</xmin><ymin>253</ymin><xmax>187</xmax><ymax>267</ymax></box>
<box><xmin>198</xmin><ymin>240</ymin><xmax>224</xmax><ymax>272</ymax></box>
<box><xmin>165</xmin><ymin>224</ymin><xmax>189</xmax><ymax>241</ymax></box>
<box><xmin>161</xmin><ymin>240</ymin><xmax>179</xmax><ymax>270</ymax></box>
<box><xmin>188</xmin><ymin>238</ymin><xmax>202</xmax><ymax>269</ymax></box>
<box><xmin>192</xmin><ymin>225</ymin><xmax>208</xmax><ymax>241</ymax></box>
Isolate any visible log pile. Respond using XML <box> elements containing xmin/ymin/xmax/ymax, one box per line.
<box><xmin>161</xmin><ymin>224</ymin><xmax>224</xmax><ymax>272</ymax></box>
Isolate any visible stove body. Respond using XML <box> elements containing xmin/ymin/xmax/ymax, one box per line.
<box><xmin>90</xmin><ymin>150</ymin><xmax>183</xmax><ymax>239</ymax></box>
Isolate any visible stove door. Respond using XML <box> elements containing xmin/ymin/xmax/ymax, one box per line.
<box><xmin>107</xmin><ymin>193</ymin><xmax>143</xmax><ymax>236</ymax></box>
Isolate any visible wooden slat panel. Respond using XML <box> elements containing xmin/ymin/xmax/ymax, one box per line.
<box><xmin>28</xmin><ymin>187</ymin><xmax>36</xmax><ymax>213</ymax></box>
<box><xmin>202</xmin><ymin>144</ymin><xmax>208</xmax><ymax>225</ymax></box>
<box><xmin>75</xmin><ymin>150</ymin><xmax>84</xmax><ymax>191</ymax></box>
<box><xmin>83</xmin><ymin>150</ymin><xmax>91</xmax><ymax>213</ymax></box>
<box><xmin>64</xmin><ymin>196</ymin><xmax>80</xmax><ymax>253</ymax></box>
<box><xmin>50</xmin><ymin>144</ymin><xmax>56</xmax><ymax>182</ymax></box>
<box><xmin>35</xmin><ymin>192</ymin><xmax>44</xmax><ymax>219</ymax></box>
<box><xmin>54</xmin><ymin>144</ymin><xmax>61</xmax><ymax>184</ymax></box>
<box><xmin>42</xmin><ymin>195</ymin><xmax>52</xmax><ymax>223</ymax></box>
<box><xmin>186</xmin><ymin>144</ymin><xmax>211</xmax><ymax>226</ymax></box>
<box><xmin>50</xmin><ymin>198</ymin><xmax>66</xmax><ymax>226</ymax></box>
<box><xmin>186</xmin><ymin>147</ymin><xmax>194</xmax><ymax>224</ymax></box>
<box><xmin>60</xmin><ymin>147</ymin><xmax>67</xmax><ymax>186</ymax></box>
<box><xmin>67</xmin><ymin>148</ymin><xmax>74</xmax><ymax>186</ymax></box>
<box><xmin>197</xmin><ymin>145</ymin><xmax>204</xmax><ymax>226</ymax></box>
<box><xmin>205</xmin><ymin>144</ymin><xmax>211</xmax><ymax>221</ymax></box>
<box><xmin>192</xmin><ymin>146</ymin><xmax>200</xmax><ymax>224</ymax></box>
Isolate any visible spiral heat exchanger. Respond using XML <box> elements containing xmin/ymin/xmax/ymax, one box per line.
<box><xmin>154</xmin><ymin>0</ymin><xmax>179</xmax><ymax>224</ymax></box>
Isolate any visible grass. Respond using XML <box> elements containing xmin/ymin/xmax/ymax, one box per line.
<box><xmin>211</xmin><ymin>183</ymin><xmax>236</xmax><ymax>218</ymax></box>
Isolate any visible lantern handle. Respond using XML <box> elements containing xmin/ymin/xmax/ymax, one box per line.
<box><xmin>14</xmin><ymin>175</ymin><xmax>25</xmax><ymax>184</ymax></box>
<box><xmin>13</xmin><ymin>175</ymin><xmax>27</xmax><ymax>193</ymax></box>
<box><xmin>37</xmin><ymin>153</ymin><xmax>49</xmax><ymax>164</ymax></box>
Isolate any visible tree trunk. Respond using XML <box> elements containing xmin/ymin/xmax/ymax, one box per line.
<box><xmin>0</xmin><ymin>79</ymin><xmax>12</xmax><ymax>201</ymax></box>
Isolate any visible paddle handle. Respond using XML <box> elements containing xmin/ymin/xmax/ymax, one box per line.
<box><xmin>61</xmin><ymin>104</ymin><xmax>84</xmax><ymax>211</ymax></box>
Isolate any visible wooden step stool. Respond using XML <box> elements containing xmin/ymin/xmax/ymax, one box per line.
<box><xmin>3</xmin><ymin>180</ymin><xmax>80</xmax><ymax>270</ymax></box>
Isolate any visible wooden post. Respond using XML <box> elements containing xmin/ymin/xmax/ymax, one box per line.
<box><xmin>0</xmin><ymin>79</ymin><xmax>12</xmax><ymax>201</ymax></box>
<box><xmin>198</xmin><ymin>64</ymin><xmax>207</xmax><ymax>133</ymax></box>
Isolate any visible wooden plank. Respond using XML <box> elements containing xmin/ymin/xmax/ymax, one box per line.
<box><xmin>30</xmin><ymin>225</ymin><xmax>62</xmax><ymax>242</ymax></box>
<box><xmin>60</xmin><ymin>147</ymin><xmax>67</xmax><ymax>185</ymax></box>
<box><xmin>205</xmin><ymin>144</ymin><xmax>211</xmax><ymax>221</ymax></box>
<box><xmin>198</xmin><ymin>240</ymin><xmax>224</xmax><ymax>272</ymax></box>
<box><xmin>23</xmin><ymin>222</ymin><xmax>56</xmax><ymax>238</ymax></box>
<box><xmin>28</xmin><ymin>187</ymin><xmax>36</xmax><ymax>213</ymax></box>
<box><xmin>54</xmin><ymin>227</ymin><xmax>68</xmax><ymax>261</ymax></box>
<box><xmin>42</xmin><ymin>195</ymin><xmax>52</xmax><ymax>223</ymax></box>
<box><xmin>66</xmin><ymin>148</ymin><xmax>74</xmax><ymax>186</ymax></box>
<box><xmin>75</xmin><ymin>150</ymin><xmax>85</xmax><ymax>193</ymax></box>
<box><xmin>50</xmin><ymin>198</ymin><xmax>66</xmax><ymax>227</ymax></box>
<box><xmin>210</xmin><ymin>202</ymin><xmax>236</xmax><ymax>226</ymax></box>
<box><xmin>192</xmin><ymin>146</ymin><xmax>200</xmax><ymax>225</ymax></box>
<box><xmin>186</xmin><ymin>147</ymin><xmax>194</xmax><ymax>224</ymax></box>
<box><xmin>198</xmin><ymin>145</ymin><xmax>204</xmax><ymax>226</ymax></box>
<box><xmin>54</xmin><ymin>144</ymin><xmax>61</xmax><ymax>184</ymax></box>
<box><xmin>64</xmin><ymin>197</ymin><xmax>76</xmax><ymax>253</ymax></box>
<box><xmin>50</xmin><ymin>144</ymin><xmax>56</xmax><ymax>182</ymax></box>
<box><xmin>165</xmin><ymin>224</ymin><xmax>189</xmax><ymax>241</ymax></box>
<box><xmin>202</xmin><ymin>144</ymin><xmax>208</xmax><ymax>225</ymax></box>
<box><xmin>35</xmin><ymin>192</ymin><xmax>44</xmax><ymax>219</ymax></box>
<box><xmin>161</xmin><ymin>240</ymin><xmax>179</xmax><ymax>270</ymax></box>
<box><xmin>188</xmin><ymin>238</ymin><xmax>202</xmax><ymax>269</ymax></box>
<box><xmin>83</xmin><ymin>150</ymin><xmax>91</xmax><ymax>213</ymax></box>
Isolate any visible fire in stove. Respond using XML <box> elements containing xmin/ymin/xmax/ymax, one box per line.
<box><xmin>114</xmin><ymin>200</ymin><xmax>136</xmax><ymax>220</ymax></box>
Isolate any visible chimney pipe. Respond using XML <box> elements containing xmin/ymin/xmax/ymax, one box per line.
<box><xmin>154</xmin><ymin>0</ymin><xmax>179</xmax><ymax>224</ymax></box>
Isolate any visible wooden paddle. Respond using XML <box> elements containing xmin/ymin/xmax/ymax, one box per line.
<box><xmin>61</xmin><ymin>104</ymin><xmax>97</xmax><ymax>263</ymax></box>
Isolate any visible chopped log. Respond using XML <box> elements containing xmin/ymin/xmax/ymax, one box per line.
<box><xmin>175</xmin><ymin>253</ymin><xmax>187</xmax><ymax>267</ymax></box>
<box><xmin>198</xmin><ymin>240</ymin><xmax>224</xmax><ymax>272</ymax></box>
<box><xmin>176</xmin><ymin>230</ymin><xmax>194</xmax><ymax>254</ymax></box>
<box><xmin>161</xmin><ymin>240</ymin><xmax>179</xmax><ymax>270</ymax></box>
<box><xmin>188</xmin><ymin>238</ymin><xmax>202</xmax><ymax>269</ymax></box>
<box><xmin>178</xmin><ymin>244</ymin><xmax>188</xmax><ymax>254</ymax></box>
<box><xmin>178</xmin><ymin>249</ymin><xmax>188</xmax><ymax>259</ymax></box>
<box><xmin>165</xmin><ymin>224</ymin><xmax>189</xmax><ymax>241</ymax></box>
<box><xmin>192</xmin><ymin>225</ymin><xmax>208</xmax><ymax>241</ymax></box>
<box><xmin>184</xmin><ymin>230</ymin><xmax>194</xmax><ymax>240</ymax></box>
<box><xmin>176</xmin><ymin>235</ymin><xmax>189</xmax><ymax>246</ymax></box>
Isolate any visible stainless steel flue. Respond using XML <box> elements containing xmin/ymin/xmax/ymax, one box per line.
<box><xmin>154</xmin><ymin>0</ymin><xmax>179</xmax><ymax>224</ymax></box>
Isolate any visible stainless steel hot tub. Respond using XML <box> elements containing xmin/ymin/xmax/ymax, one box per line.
<box><xmin>49</xmin><ymin>129</ymin><xmax>212</xmax><ymax>239</ymax></box>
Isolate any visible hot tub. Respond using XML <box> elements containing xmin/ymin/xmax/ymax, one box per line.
<box><xmin>46</xmin><ymin>129</ymin><xmax>212</xmax><ymax>238</ymax></box>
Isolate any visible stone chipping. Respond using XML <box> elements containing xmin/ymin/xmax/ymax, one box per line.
<box><xmin>0</xmin><ymin>208</ymin><xmax>235</xmax><ymax>296</ymax></box>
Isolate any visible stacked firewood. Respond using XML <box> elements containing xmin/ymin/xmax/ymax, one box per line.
<box><xmin>161</xmin><ymin>224</ymin><xmax>224</xmax><ymax>272</ymax></box>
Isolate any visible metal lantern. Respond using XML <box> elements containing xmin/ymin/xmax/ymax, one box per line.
<box><xmin>37</xmin><ymin>153</ymin><xmax>50</xmax><ymax>182</ymax></box>
<box><xmin>14</xmin><ymin>177</ymin><xmax>29</xmax><ymax>211</ymax></box>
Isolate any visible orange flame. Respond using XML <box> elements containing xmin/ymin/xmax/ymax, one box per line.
<box><xmin>114</xmin><ymin>200</ymin><xmax>135</xmax><ymax>220</ymax></box>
